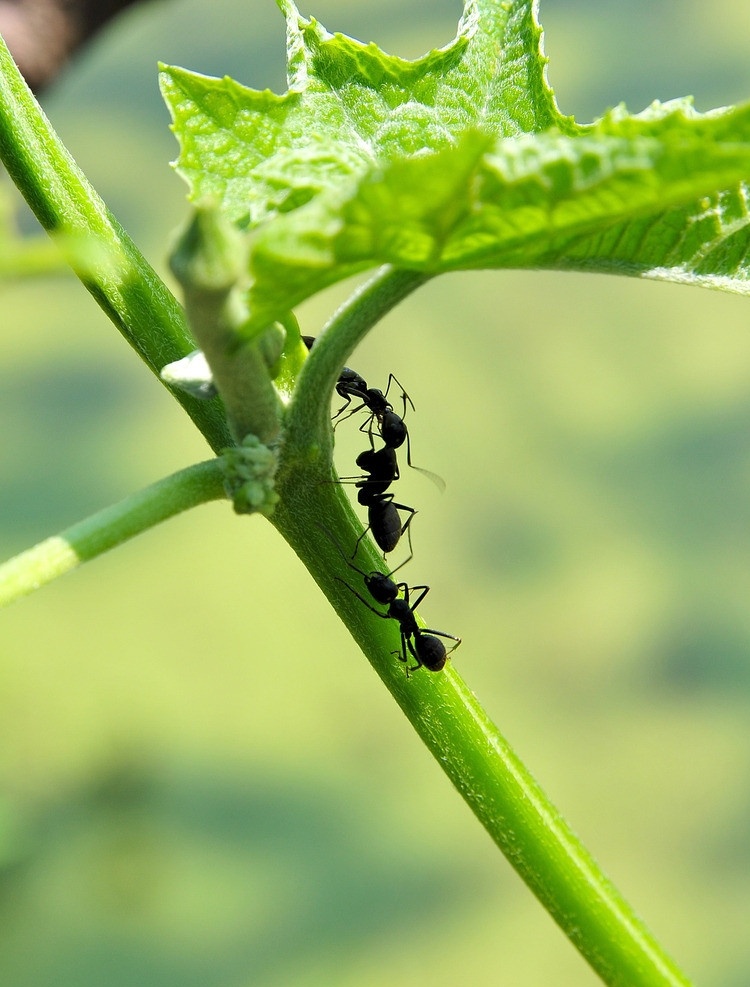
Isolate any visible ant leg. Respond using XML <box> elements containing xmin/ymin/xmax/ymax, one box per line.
<box><xmin>352</xmin><ymin>522</ymin><xmax>374</xmax><ymax>559</ymax></box>
<box><xmin>420</xmin><ymin>629</ymin><xmax>462</xmax><ymax>655</ymax></box>
<box><xmin>404</xmin><ymin>584</ymin><xmax>431</xmax><ymax>611</ymax></box>
<box><xmin>405</xmin><ymin>635</ymin><xmax>422</xmax><ymax>675</ymax></box>
<box><xmin>332</xmin><ymin>399</ymin><xmax>367</xmax><ymax>426</ymax></box>
<box><xmin>404</xmin><ymin>426</ymin><xmax>414</xmax><ymax>469</ymax></box>
<box><xmin>401</xmin><ymin>629</ymin><xmax>411</xmax><ymax>668</ymax></box>
<box><xmin>383</xmin><ymin>373</ymin><xmax>416</xmax><ymax>417</ymax></box>
<box><xmin>393</xmin><ymin>632</ymin><xmax>419</xmax><ymax>677</ymax></box>
<box><xmin>337</xmin><ymin>525</ymin><xmax>408</xmax><ymax>586</ymax></box>
<box><xmin>395</xmin><ymin>516</ymin><xmax>415</xmax><ymax>570</ymax></box>
<box><xmin>356</xmin><ymin>413</ymin><xmax>378</xmax><ymax>450</ymax></box>
<box><xmin>384</xmin><ymin>539</ymin><xmax>413</xmax><ymax>579</ymax></box>
<box><xmin>317</xmin><ymin>522</ymin><xmax>377</xmax><ymax>583</ymax></box>
<box><xmin>317</xmin><ymin>468</ymin><xmax>366</xmax><ymax>488</ymax></box>
<box><xmin>331</xmin><ymin>393</ymin><xmax>353</xmax><ymax>422</ymax></box>
<box><xmin>393</xmin><ymin>502</ymin><xmax>417</xmax><ymax>541</ymax></box>
<box><xmin>336</xmin><ymin>473</ymin><xmax>374</xmax><ymax>484</ymax></box>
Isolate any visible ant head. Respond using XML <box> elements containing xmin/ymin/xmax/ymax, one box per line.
<box><xmin>364</xmin><ymin>571</ymin><xmax>398</xmax><ymax>605</ymax></box>
<box><xmin>356</xmin><ymin>446</ymin><xmax>397</xmax><ymax>471</ymax></box>
<box><xmin>366</xmin><ymin>388</ymin><xmax>389</xmax><ymax>411</ymax></box>
<box><xmin>338</xmin><ymin>368</ymin><xmax>368</xmax><ymax>392</ymax></box>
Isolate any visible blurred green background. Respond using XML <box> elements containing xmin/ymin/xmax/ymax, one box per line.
<box><xmin>3</xmin><ymin>1</ymin><xmax>750</xmax><ymax>984</ymax></box>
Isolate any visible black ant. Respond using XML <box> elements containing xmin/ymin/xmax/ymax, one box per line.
<box><xmin>333</xmin><ymin>370</ymin><xmax>443</xmax><ymax>490</ymax></box>
<box><xmin>356</xmin><ymin>484</ymin><xmax>417</xmax><ymax>556</ymax></box>
<box><xmin>340</xmin><ymin>446</ymin><xmax>399</xmax><ymax>493</ymax></box>
<box><xmin>302</xmin><ymin>335</ymin><xmax>417</xmax><ymax>463</ymax></box>
<box><xmin>304</xmin><ymin>335</ymin><xmax>437</xmax><ymax>553</ymax></box>
<box><xmin>334</xmin><ymin>373</ymin><xmax>415</xmax><ymax>455</ymax></box>
<box><xmin>321</xmin><ymin>526</ymin><xmax>461</xmax><ymax>674</ymax></box>
<box><xmin>339</xmin><ymin>445</ymin><xmax>416</xmax><ymax>555</ymax></box>
<box><xmin>302</xmin><ymin>335</ymin><xmax>370</xmax><ymax>421</ymax></box>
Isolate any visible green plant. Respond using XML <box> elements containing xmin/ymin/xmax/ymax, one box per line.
<box><xmin>2</xmin><ymin>1</ymin><xmax>750</xmax><ymax>983</ymax></box>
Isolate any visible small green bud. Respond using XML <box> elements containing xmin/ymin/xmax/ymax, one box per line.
<box><xmin>221</xmin><ymin>434</ymin><xmax>280</xmax><ymax>517</ymax></box>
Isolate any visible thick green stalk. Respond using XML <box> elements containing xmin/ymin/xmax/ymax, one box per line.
<box><xmin>169</xmin><ymin>205</ymin><xmax>284</xmax><ymax>444</ymax></box>
<box><xmin>0</xmin><ymin>35</ymin><xmax>231</xmax><ymax>453</ymax></box>
<box><xmin>276</xmin><ymin>271</ymin><xmax>693</xmax><ymax>987</ymax></box>
<box><xmin>0</xmin><ymin>461</ymin><xmax>226</xmax><ymax>608</ymax></box>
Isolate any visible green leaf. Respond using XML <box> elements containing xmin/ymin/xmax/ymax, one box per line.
<box><xmin>159</xmin><ymin>0</ymin><xmax>571</xmax><ymax>328</ymax></box>
<box><xmin>160</xmin><ymin>0</ymin><xmax>750</xmax><ymax>329</ymax></box>
<box><xmin>547</xmin><ymin>187</ymin><xmax>750</xmax><ymax>294</ymax></box>
<box><xmin>244</xmin><ymin>101</ymin><xmax>750</xmax><ymax>325</ymax></box>
<box><xmin>159</xmin><ymin>1</ymin><xmax>569</xmax><ymax>227</ymax></box>
<box><xmin>537</xmin><ymin>100</ymin><xmax>750</xmax><ymax>292</ymax></box>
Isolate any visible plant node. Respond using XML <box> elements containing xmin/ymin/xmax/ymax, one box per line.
<box><xmin>221</xmin><ymin>434</ymin><xmax>280</xmax><ymax>517</ymax></box>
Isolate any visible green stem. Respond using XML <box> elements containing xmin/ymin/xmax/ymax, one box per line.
<box><xmin>0</xmin><ymin>239</ymin><xmax>69</xmax><ymax>278</ymax></box>
<box><xmin>275</xmin><ymin>270</ymin><xmax>692</xmax><ymax>987</ymax></box>
<box><xmin>276</xmin><ymin>469</ymin><xmax>692</xmax><ymax>987</ymax></box>
<box><xmin>0</xmin><ymin>35</ymin><xmax>231</xmax><ymax>453</ymax></box>
<box><xmin>0</xmin><ymin>460</ymin><xmax>226</xmax><ymax>608</ymax></box>
<box><xmin>170</xmin><ymin>206</ymin><xmax>284</xmax><ymax>444</ymax></box>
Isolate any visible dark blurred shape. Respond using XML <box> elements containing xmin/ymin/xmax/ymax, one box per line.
<box><xmin>0</xmin><ymin>357</ymin><xmax>149</xmax><ymax>550</ymax></box>
<box><xmin>0</xmin><ymin>0</ymin><xmax>156</xmax><ymax>92</ymax></box>
<box><xmin>652</xmin><ymin>613</ymin><xmax>750</xmax><ymax>695</ymax></box>
<box><xmin>0</xmin><ymin>757</ymin><xmax>486</xmax><ymax>987</ymax></box>
<box><xmin>471</xmin><ymin>510</ymin><xmax>563</xmax><ymax>584</ymax></box>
